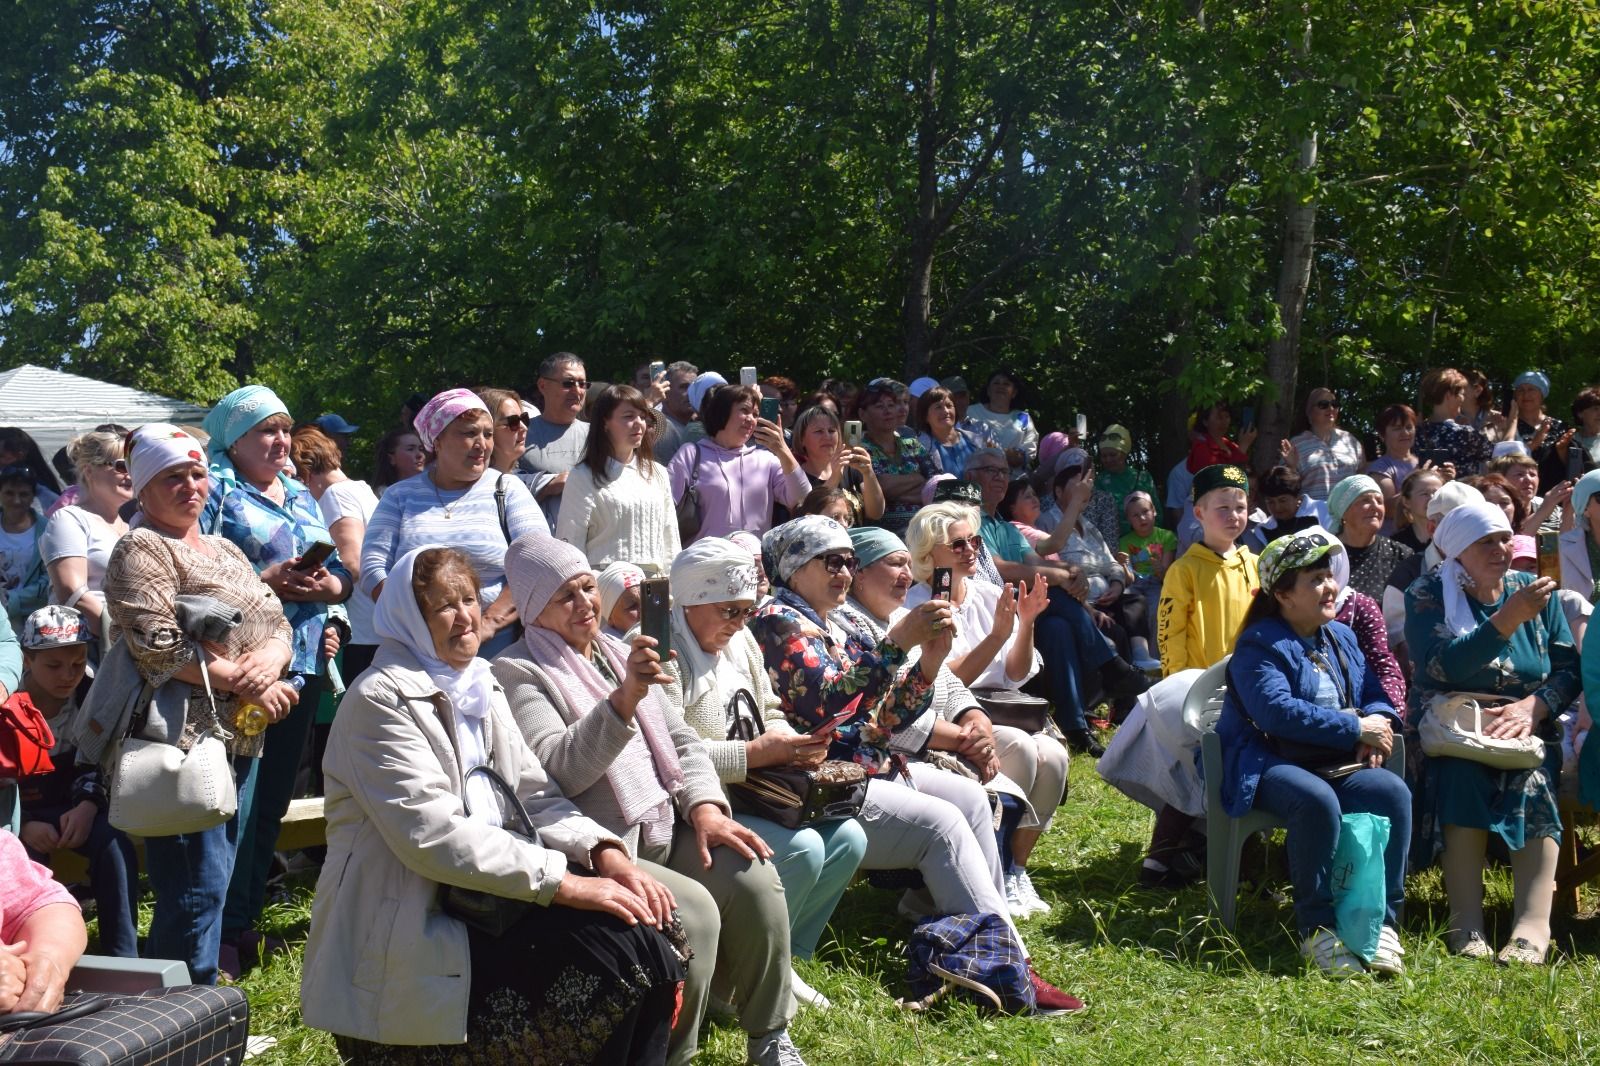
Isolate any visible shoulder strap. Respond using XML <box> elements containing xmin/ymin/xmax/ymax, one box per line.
<box><xmin>725</xmin><ymin>688</ymin><xmax>762</xmax><ymax>741</ymax></box>
<box><xmin>494</xmin><ymin>473</ymin><xmax>511</xmax><ymax>542</ymax></box>
<box><xmin>686</xmin><ymin>442</ymin><xmax>703</xmax><ymax>491</ymax></box>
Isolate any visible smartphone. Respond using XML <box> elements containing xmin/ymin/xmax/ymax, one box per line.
<box><xmin>1240</xmin><ymin>406</ymin><xmax>1256</xmax><ymax>432</ymax></box>
<box><xmin>844</xmin><ymin>420</ymin><xmax>863</xmax><ymax>447</ymax></box>
<box><xmin>292</xmin><ymin>540</ymin><xmax>336</xmax><ymax>572</ymax></box>
<box><xmin>639</xmin><ymin>576</ymin><xmax>672</xmax><ymax>662</ymax></box>
<box><xmin>649</xmin><ymin>360</ymin><xmax>666</xmax><ymax>380</ymax></box>
<box><xmin>740</xmin><ymin>366</ymin><xmax>759</xmax><ymax>387</ymax></box>
<box><xmin>932</xmin><ymin>566</ymin><xmax>953</xmax><ymax>601</ymax></box>
<box><xmin>1074</xmin><ymin>413</ymin><xmax>1088</xmax><ymax>440</ymax></box>
<box><xmin>759</xmin><ymin>396</ymin><xmax>781</xmax><ymax>422</ymax></box>
<box><xmin>811</xmin><ymin>694</ymin><xmax>865</xmax><ymax>736</ymax></box>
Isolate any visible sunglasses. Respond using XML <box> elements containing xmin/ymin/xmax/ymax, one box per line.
<box><xmin>820</xmin><ymin>553</ymin><xmax>859</xmax><ymax>575</ymax></box>
<box><xmin>110</xmin><ymin>459</ymin><xmax>129</xmax><ymax>474</ymax></box>
<box><xmin>1282</xmin><ymin>532</ymin><xmax>1331</xmax><ymax>555</ymax></box>
<box><xmin>1313</xmin><ymin>399</ymin><xmax>1339</xmax><ymax>411</ymax></box>
<box><xmin>544</xmin><ymin>377</ymin><xmax>589</xmax><ymax>391</ymax></box>
<box><xmin>499</xmin><ymin>414</ymin><xmax>530</xmax><ymax>429</ymax></box>
<box><xmin>715</xmin><ymin>604</ymin><xmax>759</xmax><ymax>621</ymax></box>
<box><xmin>945</xmin><ymin>534</ymin><xmax>983</xmax><ymax>554</ymax></box>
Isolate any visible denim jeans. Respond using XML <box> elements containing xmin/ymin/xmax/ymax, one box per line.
<box><xmin>1036</xmin><ymin>588</ymin><xmax>1115</xmax><ymax>732</ymax></box>
<box><xmin>221</xmin><ymin>673</ymin><xmax>322</xmax><ymax>942</ymax></box>
<box><xmin>1252</xmin><ymin>762</ymin><xmax>1412</xmax><ymax>936</ymax></box>
<box><xmin>143</xmin><ymin>758</ymin><xmax>252</xmax><ymax>984</ymax></box>
<box><xmin>731</xmin><ymin>812</ymin><xmax>868</xmax><ymax>958</ymax></box>
<box><xmin>23</xmin><ymin>802</ymin><xmax>140</xmax><ymax>958</ymax></box>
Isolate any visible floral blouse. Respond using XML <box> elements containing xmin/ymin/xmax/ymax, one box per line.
<box><xmin>1413</xmin><ymin>418</ymin><xmax>1493</xmax><ymax>477</ymax></box>
<box><xmin>749</xmin><ymin>588</ymin><xmax>933</xmax><ymax>774</ymax></box>
<box><xmin>1404</xmin><ymin>569</ymin><xmax>1580</xmax><ymax>725</ymax></box>
<box><xmin>1335</xmin><ymin>590</ymin><xmax>1406</xmax><ymax>712</ymax></box>
<box><xmin>864</xmin><ymin>434</ymin><xmax>938</xmax><ymax>535</ymax></box>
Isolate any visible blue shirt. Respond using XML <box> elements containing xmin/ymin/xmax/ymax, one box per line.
<box><xmin>203</xmin><ymin>472</ymin><xmax>350</xmax><ymax>676</ymax></box>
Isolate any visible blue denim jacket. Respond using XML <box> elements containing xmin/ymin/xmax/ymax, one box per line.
<box><xmin>202</xmin><ymin>471</ymin><xmax>350</xmax><ymax>676</ymax></box>
<box><xmin>1217</xmin><ymin>616</ymin><xmax>1400</xmax><ymax>816</ymax></box>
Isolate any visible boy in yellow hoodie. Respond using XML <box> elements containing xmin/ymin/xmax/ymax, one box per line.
<box><xmin>1157</xmin><ymin>464</ymin><xmax>1259</xmax><ymax>674</ymax></box>
<box><xmin>1143</xmin><ymin>463</ymin><xmax>1259</xmax><ymax>887</ymax></box>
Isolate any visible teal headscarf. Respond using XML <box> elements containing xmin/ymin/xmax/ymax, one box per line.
<box><xmin>202</xmin><ymin>385</ymin><xmax>290</xmax><ymax>475</ymax></box>
<box><xmin>848</xmin><ymin>526</ymin><xmax>906</xmax><ymax>571</ymax></box>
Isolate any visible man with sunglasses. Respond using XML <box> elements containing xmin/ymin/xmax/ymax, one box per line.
<box><xmin>518</xmin><ymin>352</ymin><xmax>592</xmax><ymax>528</ymax></box>
<box><xmin>1282</xmin><ymin>387</ymin><xmax>1364</xmax><ymax>502</ymax></box>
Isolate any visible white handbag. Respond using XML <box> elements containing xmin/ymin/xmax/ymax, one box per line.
<box><xmin>1418</xmin><ymin>691</ymin><xmax>1545</xmax><ymax>771</ymax></box>
<box><xmin>108</xmin><ymin>648</ymin><xmax>238</xmax><ymax>837</ymax></box>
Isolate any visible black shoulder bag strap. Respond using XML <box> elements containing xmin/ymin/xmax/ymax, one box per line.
<box><xmin>495</xmin><ymin>473</ymin><xmax>511</xmax><ymax>542</ymax></box>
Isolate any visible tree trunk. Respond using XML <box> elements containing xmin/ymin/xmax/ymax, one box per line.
<box><xmin>1257</xmin><ymin>9</ymin><xmax>1317</xmax><ymax>471</ymax></box>
<box><xmin>902</xmin><ymin>0</ymin><xmax>940</xmax><ymax>381</ymax></box>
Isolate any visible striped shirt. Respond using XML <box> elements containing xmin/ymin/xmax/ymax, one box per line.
<box><xmin>1289</xmin><ymin>428</ymin><xmax>1365</xmax><ymax>500</ymax></box>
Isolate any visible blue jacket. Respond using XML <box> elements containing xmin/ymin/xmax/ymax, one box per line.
<box><xmin>1217</xmin><ymin>616</ymin><xmax>1400</xmax><ymax>816</ymax></box>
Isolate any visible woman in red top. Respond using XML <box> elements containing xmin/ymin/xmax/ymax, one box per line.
<box><xmin>1186</xmin><ymin>401</ymin><xmax>1258</xmax><ymax>473</ymax></box>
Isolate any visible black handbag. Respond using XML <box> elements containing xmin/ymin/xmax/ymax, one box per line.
<box><xmin>0</xmin><ymin>985</ymin><xmax>249</xmax><ymax>1065</ymax></box>
<box><xmin>724</xmin><ymin>690</ymin><xmax>867</xmax><ymax>829</ymax></box>
<box><xmin>438</xmin><ymin>764</ymin><xmax>542</xmax><ymax>937</ymax></box>
<box><xmin>971</xmin><ymin>688</ymin><xmax>1050</xmax><ymax>734</ymax></box>
<box><xmin>675</xmin><ymin>443</ymin><xmax>704</xmax><ymax>542</ymax></box>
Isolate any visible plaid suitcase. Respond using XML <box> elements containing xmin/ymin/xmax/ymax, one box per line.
<box><xmin>0</xmin><ymin>985</ymin><xmax>249</xmax><ymax>1065</ymax></box>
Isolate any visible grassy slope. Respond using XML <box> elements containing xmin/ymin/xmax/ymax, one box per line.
<box><xmin>227</xmin><ymin>752</ymin><xmax>1600</xmax><ymax>1065</ymax></box>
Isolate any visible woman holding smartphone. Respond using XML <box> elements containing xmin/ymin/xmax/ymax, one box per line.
<box><xmin>785</xmin><ymin>405</ymin><xmax>884</xmax><ymax>523</ymax></box>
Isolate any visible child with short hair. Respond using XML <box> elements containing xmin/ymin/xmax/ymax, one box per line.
<box><xmin>1157</xmin><ymin>465</ymin><xmax>1260</xmax><ymax>676</ymax></box>
<box><xmin>1119</xmin><ymin>492</ymin><xmax>1176</xmax><ymax>669</ymax></box>
<box><xmin>1244</xmin><ymin>465</ymin><xmax>1329</xmax><ymax>552</ymax></box>
<box><xmin>9</xmin><ymin>606</ymin><xmax>139</xmax><ymax>957</ymax></box>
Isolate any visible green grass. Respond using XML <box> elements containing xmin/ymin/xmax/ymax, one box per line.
<box><xmin>209</xmin><ymin>753</ymin><xmax>1600</xmax><ymax>1064</ymax></box>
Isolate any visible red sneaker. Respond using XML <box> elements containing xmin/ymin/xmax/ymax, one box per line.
<box><xmin>1027</xmin><ymin>965</ymin><xmax>1085</xmax><ymax>1015</ymax></box>
<box><xmin>1085</xmin><ymin>716</ymin><xmax>1113</xmax><ymax>732</ymax></box>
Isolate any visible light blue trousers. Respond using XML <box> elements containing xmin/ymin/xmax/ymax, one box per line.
<box><xmin>732</xmin><ymin>812</ymin><xmax>868</xmax><ymax>958</ymax></box>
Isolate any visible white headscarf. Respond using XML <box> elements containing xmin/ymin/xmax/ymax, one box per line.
<box><xmin>670</xmin><ymin>538</ymin><xmax>760</xmax><ymax>706</ymax></box>
<box><xmin>373</xmin><ymin>545</ymin><xmax>501</xmax><ymax>824</ymax></box>
<box><xmin>1421</xmin><ymin>480</ymin><xmax>1485</xmax><ymax>571</ymax></box>
<box><xmin>1329</xmin><ymin>540</ymin><xmax>1353</xmax><ymax>611</ymax></box>
<box><xmin>1432</xmin><ymin>501</ymin><xmax>1513</xmax><ymax>637</ymax></box>
<box><xmin>597</xmin><ymin>562</ymin><xmax>645</xmax><ymax>623</ymax></box>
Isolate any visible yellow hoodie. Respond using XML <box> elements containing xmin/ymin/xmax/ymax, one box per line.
<box><xmin>1156</xmin><ymin>541</ymin><xmax>1259</xmax><ymax>676</ymax></box>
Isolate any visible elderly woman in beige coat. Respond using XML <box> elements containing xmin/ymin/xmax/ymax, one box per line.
<box><xmin>492</xmin><ymin>532</ymin><xmax>806</xmax><ymax>1066</ymax></box>
<box><xmin>301</xmin><ymin>546</ymin><xmax>684</xmax><ymax>1065</ymax></box>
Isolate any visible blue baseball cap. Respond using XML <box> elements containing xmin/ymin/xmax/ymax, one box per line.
<box><xmin>316</xmin><ymin>413</ymin><xmax>361</xmax><ymax>435</ymax></box>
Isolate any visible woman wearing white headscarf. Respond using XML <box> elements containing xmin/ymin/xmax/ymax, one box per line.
<box><xmin>598</xmin><ymin>560</ymin><xmax>645</xmax><ymax>641</ymax></box>
<box><xmin>1406</xmin><ymin>501</ymin><xmax>1581</xmax><ymax>965</ymax></box>
<box><xmin>667</xmin><ymin>537</ymin><xmax>868</xmax><ymax>1011</ymax></box>
<box><xmin>302</xmin><ymin>546</ymin><xmax>684</xmax><ymax>1064</ymax></box>
<box><xmin>491</xmin><ymin>533</ymin><xmax>806</xmax><ymax>1066</ymax></box>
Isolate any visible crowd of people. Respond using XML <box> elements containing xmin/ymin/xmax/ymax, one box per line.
<box><xmin>1</xmin><ymin>358</ymin><xmax>1599</xmax><ymax>1063</ymax></box>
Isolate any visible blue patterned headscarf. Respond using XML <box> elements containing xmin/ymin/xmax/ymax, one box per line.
<box><xmin>762</xmin><ymin>516</ymin><xmax>852</xmax><ymax>586</ymax></box>
<box><xmin>202</xmin><ymin>385</ymin><xmax>290</xmax><ymax>470</ymax></box>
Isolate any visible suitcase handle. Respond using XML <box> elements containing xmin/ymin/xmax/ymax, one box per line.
<box><xmin>0</xmin><ymin>994</ymin><xmax>113</xmax><ymax>1033</ymax></box>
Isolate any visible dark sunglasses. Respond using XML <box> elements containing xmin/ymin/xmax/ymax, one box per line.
<box><xmin>499</xmin><ymin>414</ymin><xmax>530</xmax><ymax>429</ymax></box>
<box><xmin>1283</xmin><ymin>532</ymin><xmax>1331</xmax><ymax>554</ymax></box>
<box><xmin>1313</xmin><ymin>399</ymin><xmax>1339</xmax><ymax>411</ymax></box>
<box><xmin>544</xmin><ymin>376</ymin><xmax>589</xmax><ymax>390</ymax></box>
<box><xmin>715</xmin><ymin>604</ymin><xmax>759</xmax><ymax>621</ymax></box>
<box><xmin>945</xmin><ymin>534</ymin><xmax>983</xmax><ymax>554</ymax></box>
<box><xmin>820</xmin><ymin>553</ymin><xmax>859</xmax><ymax>575</ymax></box>
<box><xmin>110</xmin><ymin>459</ymin><xmax>129</xmax><ymax>474</ymax></box>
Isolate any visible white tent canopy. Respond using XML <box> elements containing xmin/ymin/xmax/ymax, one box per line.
<box><xmin>0</xmin><ymin>364</ymin><xmax>212</xmax><ymax>461</ymax></box>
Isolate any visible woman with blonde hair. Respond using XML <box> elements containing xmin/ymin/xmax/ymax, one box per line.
<box><xmin>40</xmin><ymin>429</ymin><xmax>132</xmax><ymax>642</ymax></box>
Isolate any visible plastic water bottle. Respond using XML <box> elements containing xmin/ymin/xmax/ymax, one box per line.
<box><xmin>237</xmin><ymin>675</ymin><xmax>306</xmax><ymax>736</ymax></box>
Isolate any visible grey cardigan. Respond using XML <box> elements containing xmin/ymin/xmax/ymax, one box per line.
<box><xmin>491</xmin><ymin>652</ymin><xmax>728</xmax><ymax>850</ymax></box>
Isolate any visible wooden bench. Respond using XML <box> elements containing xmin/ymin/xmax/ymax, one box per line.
<box><xmin>47</xmin><ymin>796</ymin><xmax>327</xmax><ymax>886</ymax></box>
<box><xmin>1555</xmin><ymin>771</ymin><xmax>1598</xmax><ymax>915</ymax></box>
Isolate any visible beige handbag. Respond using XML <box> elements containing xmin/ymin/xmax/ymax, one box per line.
<box><xmin>108</xmin><ymin>649</ymin><xmax>238</xmax><ymax>837</ymax></box>
<box><xmin>1418</xmin><ymin>691</ymin><xmax>1545</xmax><ymax>771</ymax></box>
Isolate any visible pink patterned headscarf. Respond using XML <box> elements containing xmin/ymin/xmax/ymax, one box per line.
<box><xmin>413</xmin><ymin>389</ymin><xmax>490</xmax><ymax>451</ymax></box>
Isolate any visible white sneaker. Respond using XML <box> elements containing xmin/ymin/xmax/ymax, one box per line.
<box><xmin>790</xmin><ymin>968</ymin><xmax>831</xmax><ymax>1010</ymax></box>
<box><xmin>747</xmin><ymin>1028</ymin><xmax>807</xmax><ymax>1066</ymax></box>
<box><xmin>1369</xmin><ymin>925</ymin><xmax>1405</xmax><ymax>976</ymax></box>
<box><xmin>1004</xmin><ymin>871</ymin><xmax>1034</xmax><ymax>919</ymax></box>
<box><xmin>1300</xmin><ymin>928</ymin><xmax>1364</xmax><ymax>976</ymax></box>
<box><xmin>1016</xmin><ymin>869</ymin><xmax>1051</xmax><ymax>916</ymax></box>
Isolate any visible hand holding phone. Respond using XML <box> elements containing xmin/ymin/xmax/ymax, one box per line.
<box><xmin>932</xmin><ymin>566</ymin><xmax>953</xmax><ymax>601</ymax></box>
<box><xmin>844</xmin><ymin>420</ymin><xmax>863</xmax><ymax>447</ymax></box>
<box><xmin>292</xmin><ymin>541</ymin><xmax>336</xmax><ymax>572</ymax></box>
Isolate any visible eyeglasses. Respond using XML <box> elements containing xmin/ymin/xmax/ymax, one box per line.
<box><xmin>715</xmin><ymin>604</ymin><xmax>759</xmax><ymax>621</ymax></box>
<box><xmin>499</xmin><ymin>414</ymin><xmax>530</xmax><ymax>429</ymax></box>
<box><xmin>945</xmin><ymin>535</ymin><xmax>983</xmax><ymax>554</ymax></box>
<box><xmin>110</xmin><ymin>459</ymin><xmax>129</xmax><ymax>474</ymax></box>
<box><xmin>967</xmin><ymin>466</ymin><xmax>1009</xmax><ymax>479</ymax></box>
<box><xmin>820</xmin><ymin>553</ymin><xmax>859</xmax><ymax>575</ymax></box>
<box><xmin>1313</xmin><ymin>399</ymin><xmax>1339</xmax><ymax>411</ymax></box>
<box><xmin>544</xmin><ymin>377</ymin><xmax>589</xmax><ymax>391</ymax></box>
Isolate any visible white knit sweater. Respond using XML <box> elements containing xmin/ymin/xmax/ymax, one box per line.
<box><xmin>667</xmin><ymin>628</ymin><xmax>794</xmax><ymax>784</ymax></box>
<box><xmin>555</xmin><ymin>457</ymin><xmax>681</xmax><ymax>573</ymax></box>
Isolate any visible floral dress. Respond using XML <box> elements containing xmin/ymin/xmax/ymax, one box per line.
<box><xmin>749</xmin><ymin>587</ymin><xmax>933</xmax><ymax>774</ymax></box>
<box><xmin>1405</xmin><ymin>570</ymin><xmax>1581</xmax><ymax>859</ymax></box>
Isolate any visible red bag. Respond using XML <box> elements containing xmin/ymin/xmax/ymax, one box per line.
<box><xmin>0</xmin><ymin>693</ymin><xmax>56</xmax><ymax>777</ymax></box>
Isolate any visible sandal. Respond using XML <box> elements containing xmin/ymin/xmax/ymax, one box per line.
<box><xmin>1446</xmin><ymin>930</ymin><xmax>1492</xmax><ymax>960</ymax></box>
<box><xmin>1497</xmin><ymin>937</ymin><xmax>1548</xmax><ymax>966</ymax></box>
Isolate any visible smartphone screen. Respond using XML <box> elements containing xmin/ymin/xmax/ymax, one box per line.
<box><xmin>932</xmin><ymin>566</ymin><xmax>952</xmax><ymax>600</ymax></box>
<box><xmin>639</xmin><ymin>577</ymin><xmax>672</xmax><ymax>661</ymax></box>
<box><xmin>1074</xmin><ymin>413</ymin><xmax>1088</xmax><ymax>440</ymax></box>
<box><xmin>1241</xmin><ymin>406</ymin><xmax>1256</xmax><ymax>431</ymax></box>
<box><xmin>649</xmin><ymin>360</ymin><xmax>666</xmax><ymax>380</ymax></box>
<box><xmin>844</xmin><ymin>420</ymin><xmax>863</xmax><ymax>447</ymax></box>
<box><xmin>740</xmin><ymin>366</ymin><xmax>759</xmax><ymax>387</ymax></box>
<box><xmin>293</xmin><ymin>541</ymin><xmax>335</xmax><ymax>572</ymax></box>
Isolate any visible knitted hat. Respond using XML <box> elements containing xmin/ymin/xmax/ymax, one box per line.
<box><xmin>504</xmin><ymin>533</ymin><xmax>593</xmax><ymax>623</ymax></box>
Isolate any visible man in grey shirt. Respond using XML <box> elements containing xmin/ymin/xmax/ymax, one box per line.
<box><xmin>652</xmin><ymin>360</ymin><xmax>704</xmax><ymax>462</ymax></box>
<box><xmin>518</xmin><ymin>352</ymin><xmax>591</xmax><ymax>529</ymax></box>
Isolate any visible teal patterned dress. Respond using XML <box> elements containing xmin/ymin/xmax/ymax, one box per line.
<box><xmin>1405</xmin><ymin>570</ymin><xmax>1581</xmax><ymax>858</ymax></box>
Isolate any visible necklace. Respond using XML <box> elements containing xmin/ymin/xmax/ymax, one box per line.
<box><xmin>429</xmin><ymin>473</ymin><xmax>458</xmax><ymax>518</ymax></box>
